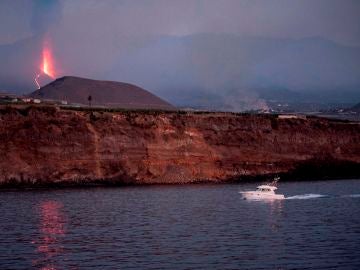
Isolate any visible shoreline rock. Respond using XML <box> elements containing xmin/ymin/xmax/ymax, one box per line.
<box><xmin>0</xmin><ymin>105</ymin><xmax>359</xmax><ymax>187</ymax></box>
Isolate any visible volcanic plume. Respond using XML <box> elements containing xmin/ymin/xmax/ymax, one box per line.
<box><xmin>34</xmin><ymin>40</ymin><xmax>56</xmax><ymax>89</ymax></box>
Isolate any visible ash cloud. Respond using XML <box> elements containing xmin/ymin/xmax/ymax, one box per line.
<box><xmin>0</xmin><ymin>0</ymin><xmax>63</xmax><ymax>93</ymax></box>
<box><xmin>0</xmin><ymin>0</ymin><xmax>360</xmax><ymax>110</ymax></box>
<box><xmin>31</xmin><ymin>0</ymin><xmax>62</xmax><ymax>35</ymax></box>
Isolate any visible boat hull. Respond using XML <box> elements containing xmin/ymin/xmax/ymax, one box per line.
<box><xmin>240</xmin><ymin>191</ymin><xmax>285</xmax><ymax>200</ymax></box>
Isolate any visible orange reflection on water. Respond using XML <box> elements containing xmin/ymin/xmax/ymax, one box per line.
<box><xmin>33</xmin><ymin>201</ymin><xmax>66</xmax><ymax>270</ymax></box>
<box><xmin>268</xmin><ymin>199</ymin><xmax>284</xmax><ymax>231</ymax></box>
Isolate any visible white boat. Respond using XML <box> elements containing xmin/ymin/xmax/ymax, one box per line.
<box><xmin>240</xmin><ymin>184</ymin><xmax>285</xmax><ymax>200</ymax></box>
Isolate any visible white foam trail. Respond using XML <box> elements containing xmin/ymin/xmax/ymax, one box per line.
<box><xmin>286</xmin><ymin>194</ymin><xmax>326</xmax><ymax>200</ymax></box>
<box><xmin>342</xmin><ymin>194</ymin><xmax>360</xmax><ymax>198</ymax></box>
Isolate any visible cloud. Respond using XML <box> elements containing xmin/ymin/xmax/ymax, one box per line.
<box><xmin>30</xmin><ymin>0</ymin><xmax>62</xmax><ymax>35</ymax></box>
<box><xmin>53</xmin><ymin>0</ymin><xmax>360</xmax><ymax>46</ymax></box>
<box><xmin>0</xmin><ymin>0</ymin><xmax>32</xmax><ymax>44</ymax></box>
<box><xmin>0</xmin><ymin>0</ymin><xmax>360</xmax><ymax>109</ymax></box>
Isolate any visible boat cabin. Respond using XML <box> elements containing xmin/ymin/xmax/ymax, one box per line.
<box><xmin>256</xmin><ymin>185</ymin><xmax>277</xmax><ymax>193</ymax></box>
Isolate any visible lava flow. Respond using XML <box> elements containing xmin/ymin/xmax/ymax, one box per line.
<box><xmin>34</xmin><ymin>42</ymin><xmax>56</xmax><ymax>89</ymax></box>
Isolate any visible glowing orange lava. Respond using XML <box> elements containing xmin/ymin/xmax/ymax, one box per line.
<box><xmin>42</xmin><ymin>46</ymin><xmax>55</xmax><ymax>78</ymax></box>
<box><xmin>34</xmin><ymin>41</ymin><xmax>57</xmax><ymax>89</ymax></box>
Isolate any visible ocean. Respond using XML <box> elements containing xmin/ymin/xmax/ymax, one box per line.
<box><xmin>1</xmin><ymin>179</ymin><xmax>360</xmax><ymax>269</ymax></box>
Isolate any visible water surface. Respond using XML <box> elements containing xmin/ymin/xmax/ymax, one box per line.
<box><xmin>1</xmin><ymin>179</ymin><xmax>360</xmax><ymax>269</ymax></box>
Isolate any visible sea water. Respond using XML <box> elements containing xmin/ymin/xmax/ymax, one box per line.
<box><xmin>0</xmin><ymin>179</ymin><xmax>359</xmax><ymax>269</ymax></box>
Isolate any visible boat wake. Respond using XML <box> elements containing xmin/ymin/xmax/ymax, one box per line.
<box><xmin>341</xmin><ymin>194</ymin><xmax>360</xmax><ymax>198</ymax></box>
<box><xmin>241</xmin><ymin>193</ymin><xmax>360</xmax><ymax>201</ymax></box>
<box><xmin>285</xmin><ymin>194</ymin><xmax>327</xmax><ymax>200</ymax></box>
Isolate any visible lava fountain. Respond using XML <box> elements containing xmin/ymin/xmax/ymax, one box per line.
<box><xmin>34</xmin><ymin>41</ymin><xmax>56</xmax><ymax>89</ymax></box>
<box><xmin>42</xmin><ymin>46</ymin><xmax>55</xmax><ymax>78</ymax></box>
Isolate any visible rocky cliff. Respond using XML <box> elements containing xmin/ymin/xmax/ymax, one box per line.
<box><xmin>0</xmin><ymin>105</ymin><xmax>359</xmax><ymax>187</ymax></box>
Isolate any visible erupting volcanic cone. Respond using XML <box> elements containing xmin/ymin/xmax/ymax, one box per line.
<box><xmin>34</xmin><ymin>39</ymin><xmax>57</xmax><ymax>89</ymax></box>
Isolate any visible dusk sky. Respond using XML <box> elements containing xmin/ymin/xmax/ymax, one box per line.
<box><xmin>1</xmin><ymin>0</ymin><xmax>360</xmax><ymax>110</ymax></box>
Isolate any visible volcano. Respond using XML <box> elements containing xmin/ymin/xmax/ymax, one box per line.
<box><xmin>29</xmin><ymin>76</ymin><xmax>175</xmax><ymax>110</ymax></box>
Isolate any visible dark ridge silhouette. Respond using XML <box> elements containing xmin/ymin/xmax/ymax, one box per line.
<box><xmin>29</xmin><ymin>76</ymin><xmax>175</xmax><ymax>110</ymax></box>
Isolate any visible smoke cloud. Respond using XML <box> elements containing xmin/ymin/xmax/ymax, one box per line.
<box><xmin>0</xmin><ymin>0</ymin><xmax>360</xmax><ymax>110</ymax></box>
<box><xmin>31</xmin><ymin>0</ymin><xmax>62</xmax><ymax>35</ymax></box>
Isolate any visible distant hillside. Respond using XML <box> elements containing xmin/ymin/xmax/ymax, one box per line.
<box><xmin>109</xmin><ymin>34</ymin><xmax>360</xmax><ymax>110</ymax></box>
<box><xmin>29</xmin><ymin>76</ymin><xmax>175</xmax><ymax>110</ymax></box>
<box><xmin>3</xmin><ymin>34</ymin><xmax>360</xmax><ymax>111</ymax></box>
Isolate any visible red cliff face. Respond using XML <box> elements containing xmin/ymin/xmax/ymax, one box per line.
<box><xmin>0</xmin><ymin>106</ymin><xmax>359</xmax><ymax>186</ymax></box>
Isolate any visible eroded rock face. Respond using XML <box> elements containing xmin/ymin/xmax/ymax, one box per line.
<box><xmin>0</xmin><ymin>106</ymin><xmax>359</xmax><ymax>186</ymax></box>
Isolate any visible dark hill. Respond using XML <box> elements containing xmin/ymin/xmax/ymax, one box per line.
<box><xmin>29</xmin><ymin>76</ymin><xmax>175</xmax><ymax>110</ymax></box>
